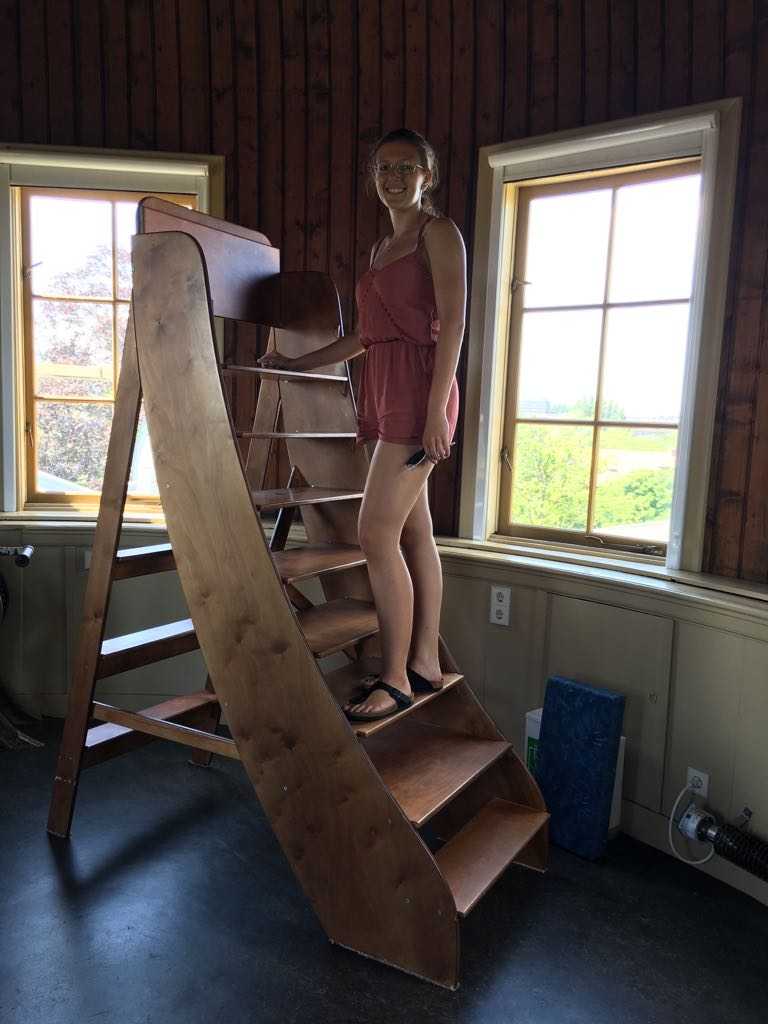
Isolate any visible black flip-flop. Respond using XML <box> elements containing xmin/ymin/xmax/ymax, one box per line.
<box><xmin>345</xmin><ymin>679</ymin><xmax>413</xmax><ymax>722</ymax></box>
<box><xmin>407</xmin><ymin>666</ymin><xmax>444</xmax><ymax>693</ymax></box>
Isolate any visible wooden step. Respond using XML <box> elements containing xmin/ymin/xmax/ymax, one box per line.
<box><xmin>237</xmin><ymin>431</ymin><xmax>356</xmax><ymax>439</ymax></box>
<box><xmin>435</xmin><ymin>799</ymin><xmax>550</xmax><ymax>916</ymax></box>
<box><xmin>97</xmin><ymin>619</ymin><xmax>198</xmax><ymax>677</ymax></box>
<box><xmin>271</xmin><ymin>543</ymin><xmax>366</xmax><ymax>582</ymax></box>
<box><xmin>297</xmin><ymin>599</ymin><xmax>378</xmax><ymax>657</ymax></box>
<box><xmin>251</xmin><ymin>487</ymin><xmax>363</xmax><ymax>511</ymax></box>
<box><xmin>91</xmin><ymin>701</ymin><xmax>238</xmax><ymax>760</ymax></box>
<box><xmin>324</xmin><ymin>657</ymin><xmax>464</xmax><ymax>737</ymax></box>
<box><xmin>364</xmin><ymin>721</ymin><xmax>510</xmax><ymax>827</ymax></box>
<box><xmin>222</xmin><ymin>364</ymin><xmax>347</xmax><ymax>384</ymax></box>
<box><xmin>113</xmin><ymin>543</ymin><xmax>175</xmax><ymax>579</ymax></box>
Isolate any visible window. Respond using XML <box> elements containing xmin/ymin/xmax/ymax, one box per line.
<box><xmin>20</xmin><ymin>187</ymin><xmax>195</xmax><ymax>508</ymax></box>
<box><xmin>499</xmin><ymin>160</ymin><xmax>701</xmax><ymax>557</ymax></box>
<box><xmin>461</xmin><ymin>101</ymin><xmax>741</xmax><ymax>573</ymax></box>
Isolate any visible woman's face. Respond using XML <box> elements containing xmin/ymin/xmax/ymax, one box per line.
<box><xmin>372</xmin><ymin>141</ymin><xmax>432</xmax><ymax>213</ymax></box>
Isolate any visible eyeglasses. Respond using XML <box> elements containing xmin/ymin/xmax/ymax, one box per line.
<box><xmin>373</xmin><ymin>161</ymin><xmax>426</xmax><ymax>178</ymax></box>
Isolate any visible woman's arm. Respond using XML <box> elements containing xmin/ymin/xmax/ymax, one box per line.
<box><xmin>257</xmin><ymin>332</ymin><xmax>365</xmax><ymax>371</ymax></box>
<box><xmin>422</xmin><ymin>218</ymin><xmax>467</xmax><ymax>461</ymax></box>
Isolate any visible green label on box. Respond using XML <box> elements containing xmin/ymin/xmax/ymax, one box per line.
<box><xmin>526</xmin><ymin>736</ymin><xmax>538</xmax><ymax>774</ymax></box>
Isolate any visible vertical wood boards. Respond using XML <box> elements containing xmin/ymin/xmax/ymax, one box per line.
<box><xmin>131</xmin><ymin>230</ymin><xmax>459</xmax><ymax>988</ymax></box>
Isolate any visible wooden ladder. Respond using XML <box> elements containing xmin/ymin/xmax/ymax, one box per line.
<box><xmin>47</xmin><ymin>199</ymin><xmax>549</xmax><ymax>990</ymax></box>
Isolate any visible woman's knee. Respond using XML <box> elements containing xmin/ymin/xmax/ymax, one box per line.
<box><xmin>358</xmin><ymin>512</ymin><xmax>401</xmax><ymax>555</ymax></box>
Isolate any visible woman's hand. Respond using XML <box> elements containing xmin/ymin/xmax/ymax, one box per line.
<box><xmin>422</xmin><ymin>409</ymin><xmax>451</xmax><ymax>463</ymax></box>
<box><xmin>257</xmin><ymin>351</ymin><xmax>296</xmax><ymax>371</ymax></box>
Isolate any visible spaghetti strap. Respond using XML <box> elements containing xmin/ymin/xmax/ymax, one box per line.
<box><xmin>370</xmin><ymin>236</ymin><xmax>386</xmax><ymax>269</ymax></box>
<box><xmin>416</xmin><ymin>215</ymin><xmax>434</xmax><ymax>248</ymax></box>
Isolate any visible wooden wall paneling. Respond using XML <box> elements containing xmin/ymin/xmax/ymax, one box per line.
<box><xmin>503</xmin><ymin>0</ymin><xmax>529</xmax><ymax>140</ymax></box>
<box><xmin>255</xmin><ymin>1</ymin><xmax>283</xmax><ymax>245</ymax></box>
<box><xmin>427</xmin><ymin>0</ymin><xmax>452</xmax><ymax>215</ymax></box>
<box><xmin>281</xmin><ymin>0</ymin><xmax>307</xmax><ymax>271</ymax></box>
<box><xmin>584</xmin><ymin>0</ymin><xmax>609</xmax><ymax>123</ymax></box>
<box><xmin>127</xmin><ymin>0</ymin><xmax>155</xmax><ymax>149</ymax></box>
<box><xmin>179</xmin><ymin>0</ymin><xmax>211</xmax><ymax>153</ymax></box>
<box><xmin>19</xmin><ymin>0</ymin><xmax>49</xmax><ymax>143</ymax></box>
<box><xmin>152</xmin><ymin>0</ymin><xmax>181</xmax><ymax>150</ymax></box>
<box><xmin>0</xmin><ymin>0</ymin><xmax>20</xmax><ymax>142</ymax></box>
<box><xmin>404</xmin><ymin>0</ymin><xmax>427</xmax><ymax>134</ymax></box>
<box><xmin>306</xmin><ymin>0</ymin><xmax>331</xmax><ymax>274</ymax></box>
<box><xmin>354</xmin><ymin>0</ymin><xmax>381</xmax><ymax>296</ymax></box>
<box><xmin>379</xmin><ymin>0</ymin><xmax>404</xmax><ymax>241</ymax></box>
<box><xmin>46</xmin><ymin>0</ymin><xmax>75</xmax><ymax>144</ymax></box>
<box><xmin>608</xmin><ymin>0</ymin><xmax>636</xmax><ymax>120</ymax></box>
<box><xmin>662</xmin><ymin>0</ymin><xmax>691</xmax><ymax>108</ymax></box>
<box><xmin>557</xmin><ymin>0</ymin><xmax>583</xmax><ymax>131</ymax></box>
<box><xmin>74</xmin><ymin>0</ymin><xmax>104</xmax><ymax>146</ymax></box>
<box><xmin>635</xmin><ymin>0</ymin><xmax>663</xmax><ymax>113</ymax></box>
<box><xmin>476</xmin><ymin>0</ymin><xmax>503</xmax><ymax>146</ymax></box>
<box><xmin>328</xmin><ymin>0</ymin><xmax>356</xmax><ymax>333</ymax></box>
<box><xmin>102</xmin><ymin>0</ymin><xmax>129</xmax><ymax>149</ymax></box>
<box><xmin>691</xmin><ymin>0</ymin><xmax>725</xmax><ymax>103</ymax></box>
<box><xmin>529</xmin><ymin>0</ymin><xmax>556</xmax><ymax>137</ymax></box>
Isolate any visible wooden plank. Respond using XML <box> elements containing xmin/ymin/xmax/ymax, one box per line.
<box><xmin>306</xmin><ymin>0</ymin><xmax>330</xmax><ymax>273</ymax></box>
<box><xmin>404</xmin><ymin>0</ymin><xmax>427</xmax><ymax>133</ymax></box>
<box><xmin>233</xmin><ymin>0</ymin><xmax>257</xmax><ymax>228</ymax></box>
<box><xmin>282</xmin><ymin>0</ymin><xmax>307</xmax><ymax>270</ymax></box>
<box><xmin>91</xmin><ymin>702</ymin><xmax>239</xmax><ymax>760</ymax></box>
<box><xmin>102</xmin><ymin>0</ymin><xmax>129</xmax><ymax>148</ymax></box>
<box><xmin>503</xmin><ymin>0</ymin><xmax>528</xmax><ymax>140</ymax></box>
<box><xmin>584</xmin><ymin>0</ymin><xmax>609</xmax><ymax>123</ymax></box>
<box><xmin>127</xmin><ymin>0</ymin><xmax>155</xmax><ymax>149</ymax></box>
<box><xmin>223</xmin><ymin>365</ymin><xmax>348</xmax><ymax>383</ymax></box>
<box><xmin>609</xmin><ymin>0</ymin><xmax>636</xmax><ymax>120</ymax></box>
<box><xmin>47</xmin><ymin>311</ymin><xmax>142</xmax><ymax>838</ymax></box>
<box><xmin>354</xmin><ymin>0</ymin><xmax>381</xmax><ymax>293</ymax></box>
<box><xmin>255</xmin><ymin>0</ymin><xmax>282</xmax><ymax>244</ymax></box>
<box><xmin>46</xmin><ymin>0</ymin><xmax>75</xmax><ymax>143</ymax></box>
<box><xmin>179</xmin><ymin>0</ymin><xmax>210</xmax><ymax>153</ymax></box>
<box><xmin>0</xmin><ymin>0</ymin><xmax>20</xmax><ymax>141</ymax></box>
<box><xmin>328</xmin><ymin>0</ymin><xmax>356</xmax><ymax>330</ymax></box>
<box><xmin>427</xmin><ymin>0</ymin><xmax>452</xmax><ymax>208</ymax></box>
<box><xmin>237</xmin><ymin>431</ymin><xmax>356</xmax><ymax>439</ymax></box>
<box><xmin>82</xmin><ymin>691</ymin><xmax>219</xmax><ymax>767</ymax></box>
<box><xmin>97</xmin><ymin>618</ymin><xmax>198</xmax><ymax>678</ymax></box>
<box><xmin>380</xmin><ymin>0</ymin><xmax>404</xmax><ymax>241</ymax></box>
<box><xmin>557</xmin><ymin>0</ymin><xmax>583</xmax><ymax>130</ymax></box>
<box><xmin>636</xmin><ymin>0</ymin><xmax>663</xmax><ymax>113</ymax></box>
<box><xmin>297</xmin><ymin>598</ymin><xmax>378</xmax><ymax>657</ymax></box>
<box><xmin>152</xmin><ymin>0</ymin><xmax>181</xmax><ymax>150</ymax></box>
<box><xmin>692</xmin><ymin>0</ymin><xmax>725</xmax><ymax>103</ymax></box>
<box><xmin>364</xmin><ymin>720</ymin><xmax>510</xmax><ymax>827</ymax></box>
<box><xmin>529</xmin><ymin>0</ymin><xmax>556</xmax><ymax>136</ymax></box>
<box><xmin>74</xmin><ymin>0</ymin><xmax>104</xmax><ymax>146</ymax></box>
<box><xmin>19</xmin><ymin>0</ymin><xmax>48</xmax><ymax>143</ymax></box>
<box><xmin>112</xmin><ymin>543</ymin><xmax>175</xmax><ymax>579</ymax></box>
<box><xmin>663</xmin><ymin>0</ymin><xmax>691</xmax><ymax>108</ymax></box>
<box><xmin>250</xmin><ymin>486</ymin><xmax>363</xmax><ymax>510</ymax></box>
<box><xmin>271</xmin><ymin>543</ymin><xmax>366</xmax><ymax>582</ymax></box>
<box><xmin>436</xmin><ymin>799</ymin><xmax>550</xmax><ymax>915</ymax></box>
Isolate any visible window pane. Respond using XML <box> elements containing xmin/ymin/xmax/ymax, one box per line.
<box><xmin>510</xmin><ymin>424</ymin><xmax>593</xmax><ymax>530</ymax></box>
<box><xmin>36</xmin><ymin>401</ymin><xmax>112</xmax><ymax>493</ymax></box>
<box><xmin>600</xmin><ymin>305</ymin><xmax>689</xmax><ymax>423</ymax></box>
<box><xmin>115</xmin><ymin>202</ymin><xmax>138</xmax><ymax>300</ymax></box>
<box><xmin>33</xmin><ymin>299</ymin><xmax>113</xmax><ymax>399</ymax></box>
<box><xmin>517</xmin><ymin>310</ymin><xmax>603</xmax><ymax>419</ymax></box>
<box><xmin>30</xmin><ymin>196</ymin><xmax>113</xmax><ymax>299</ymax></box>
<box><xmin>523</xmin><ymin>189</ymin><xmax>612</xmax><ymax>308</ymax></box>
<box><xmin>592</xmin><ymin>426</ymin><xmax>677</xmax><ymax>543</ymax></box>
<box><xmin>609</xmin><ymin>174</ymin><xmax>701</xmax><ymax>303</ymax></box>
<box><xmin>128</xmin><ymin>407</ymin><xmax>159</xmax><ymax>497</ymax></box>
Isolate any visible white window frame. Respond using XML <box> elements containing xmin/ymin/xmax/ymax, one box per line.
<box><xmin>0</xmin><ymin>143</ymin><xmax>225</xmax><ymax>514</ymax></box>
<box><xmin>459</xmin><ymin>99</ymin><xmax>742</xmax><ymax>574</ymax></box>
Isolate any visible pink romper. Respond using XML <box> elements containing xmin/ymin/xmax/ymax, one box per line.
<box><xmin>354</xmin><ymin>217</ymin><xmax>460</xmax><ymax>446</ymax></box>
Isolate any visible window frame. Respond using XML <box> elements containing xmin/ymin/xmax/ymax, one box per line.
<box><xmin>459</xmin><ymin>100</ymin><xmax>742</xmax><ymax>574</ymax></box>
<box><xmin>0</xmin><ymin>143</ymin><xmax>224</xmax><ymax>516</ymax></box>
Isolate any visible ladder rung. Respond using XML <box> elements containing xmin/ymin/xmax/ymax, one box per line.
<box><xmin>113</xmin><ymin>543</ymin><xmax>175</xmax><ymax>579</ymax></box>
<box><xmin>222</xmin><ymin>365</ymin><xmax>348</xmax><ymax>384</ymax></box>
<box><xmin>251</xmin><ymin>487</ymin><xmax>363</xmax><ymax>511</ymax></box>
<box><xmin>83</xmin><ymin>691</ymin><xmax>218</xmax><ymax>766</ymax></box>
<box><xmin>97</xmin><ymin>619</ymin><xmax>198</xmax><ymax>678</ymax></box>
<box><xmin>271</xmin><ymin>544</ymin><xmax>366</xmax><ymax>582</ymax></box>
<box><xmin>436</xmin><ymin>799</ymin><xmax>550</xmax><ymax>915</ymax></box>
<box><xmin>363</xmin><ymin>721</ymin><xmax>510</xmax><ymax>827</ymax></box>
<box><xmin>91</xmin><ymin>701</ymin><xmax>239</xmax><ymax>760</ymax></box>
<box><xmin>324</xmin><ymin>657</ymin><xmax>464</xmax><ymax>737</ymax></box>
<box><xmin>297</xmin><ymin>598</ymin><xmax>378</xmax><ymax>657</ymax></box>
<box><xmin>237</xmin><ymin>431</ymin><xmax>356</xmax><ymax>439</ymax></box>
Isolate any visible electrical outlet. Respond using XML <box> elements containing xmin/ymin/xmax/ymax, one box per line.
<box><xmin>687</xmin><ymin>767</ymin><xmax>710</xmax><ymax>800</ymax></box>
<box><xmin>489</xmin><ymin>585</ymin><xmax>511</xmax><ymax>626</ymax></box>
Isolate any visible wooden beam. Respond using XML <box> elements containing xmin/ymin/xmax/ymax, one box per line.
<box><xmin>91</xmin><ymin>701</ymin><xmax>239</xmax><ymax>760</ymax></box>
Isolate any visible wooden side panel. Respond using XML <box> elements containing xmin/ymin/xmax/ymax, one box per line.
<box><xmin>131</xmin><ymin>232</ymin><xmax>459</xmax><ymax>988</ymax></box>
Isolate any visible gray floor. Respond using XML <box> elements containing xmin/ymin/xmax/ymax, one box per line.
<box><xmin>2</xmin><ymin>718</ymin><xmax>767</xmax><ymax>1024</ymax></box>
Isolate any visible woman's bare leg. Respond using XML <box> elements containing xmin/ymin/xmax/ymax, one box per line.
<box><xmin>400</xmin><ymin>487</ymin><xmax>443</xmax><ymax>686</ymax></box>
<box><xmin>347</xmin><ymin>440</ymin><xmax>433</xmax><ymax>716</ymax></box>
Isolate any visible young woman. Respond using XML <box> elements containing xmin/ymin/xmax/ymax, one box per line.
<box><xmin>258</xmin><ymin>128</ymin><xmax>466</xmax><ymax>722</ymax></box>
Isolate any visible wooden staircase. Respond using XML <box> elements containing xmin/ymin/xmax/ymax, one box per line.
<box><xmin>47</xmin><ymin>199</ymin><xmax>548</xmax><ymax>989</ymax></box>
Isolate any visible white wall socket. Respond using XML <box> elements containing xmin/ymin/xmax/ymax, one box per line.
<box><xmin>489</xmin><ymin>585</ymin><xmax>511</xmax><ymax>626</ymax></box>
<box><xmin>687</xmin><ymin>767</ymin><xmax>710</xmax><ymax>799</ymax></box>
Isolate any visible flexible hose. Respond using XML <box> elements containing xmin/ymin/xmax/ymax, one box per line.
<box><xmin>708</xmin><ymin>824</ymin><xmax>768</xmax><ymax>883</ymax></box>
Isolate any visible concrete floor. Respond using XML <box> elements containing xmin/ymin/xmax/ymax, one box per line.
<box><xmin>2</xmin><ymin>718</ymin><xmax>767</xmax><ymax>1024</ymax></box>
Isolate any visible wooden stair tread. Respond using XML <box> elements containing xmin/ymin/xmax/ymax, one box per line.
<box><xmin>364</xmin><ymin>721</ymin><xmax>510</xmax><ymax>827</ymax></box>
<box><xmin>251</xmin><ymin>487</ymin><xmax>363</xmax><ymax>510</ymax></box>
<box><xmin>271</xmin><ymin>543</ymin><xmax>366</xmax><ymax>582</ymax></box>
<box><xmin>238</xmin><ymin>431</ymin><xmax>356</xmax><ymax>439</ymax></box>
<box><xmin>113</xmin><ymin>543</ymin><xmax>175</xmax><ymax>579</ymax></box>
<box><xmin>324</xmin><ymin>657</ymin><xmax>464</xmax><ymax>737</ymax></box>
<box><xmin>97</xmin><ymin>618</ymin><xmax>198</xmax><ymax>677</ymax></box>
<box><xmin>297</xmin><ymin>599</ymin><xmax>378</xmax><ymax>657</ymax></box>
<box><xmin>436</xmin><ymin>799</ymin><xmax>550</xmax><ymax>916</ymax></box>
<box><xmin>222</xmin><ymin>365</ymin><xmax>347</xmax><ymax>384</ymax></box>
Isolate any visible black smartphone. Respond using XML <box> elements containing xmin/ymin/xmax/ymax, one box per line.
<box><xmin>404</xmin><ymin>442</ymin><xmax>455</xmax><ymax>469</ymax></box>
